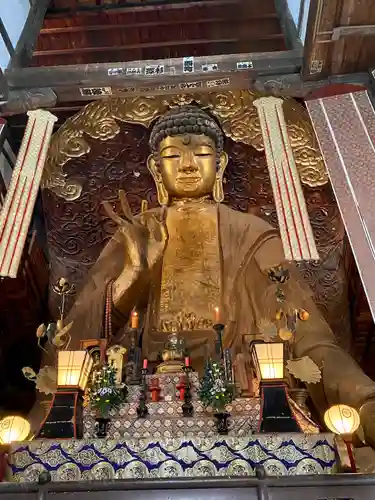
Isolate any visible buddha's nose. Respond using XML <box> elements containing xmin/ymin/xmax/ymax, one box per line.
<box><xmin>179</xmin><ymin>152</ymin><xmax>198</xmax><ymax>172</ymax></box>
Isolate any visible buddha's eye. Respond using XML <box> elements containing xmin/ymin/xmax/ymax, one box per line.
<box><xmin>195</xmin><ymin>152</ymin><xmax>212</xmax><ymax>157</ymax></box>
<box><xmin>162</xmin><ymin>154</ymin><xmax>181</xmax><ymax>159</ymax></box>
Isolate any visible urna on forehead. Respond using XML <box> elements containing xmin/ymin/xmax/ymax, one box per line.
<box><xmin>149</xmin><ymin>105</ymin><xmax>224</xmax><ymax>154</ymax></box>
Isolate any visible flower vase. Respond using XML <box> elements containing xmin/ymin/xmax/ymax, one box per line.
<box><xmin>40</xmin><ymin>398</ymin><xmax>53</xmax><ymax>417</ymax></box>
<box><xmin>289</xmin><ymin>388</ymin><xmax>311</xmax><ymax>416</ymax></box>
<box><xmin>214</xmin><ymin>411</ymin><xmax>230</xmax><ymax>435</ymax></box>
<box><xmin>95</xmin><ymin>416</ymin><xmax>110</xmax><ymax>438</ymax></box>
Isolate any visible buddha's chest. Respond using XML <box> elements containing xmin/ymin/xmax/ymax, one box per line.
<box><xmin>157</xmin><ymin>204</ymin><xmax>222</xmax><ymax>332</ymax></box>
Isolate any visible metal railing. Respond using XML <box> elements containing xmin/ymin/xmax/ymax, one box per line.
<box><xmin>1</xmin><ymin>474</ymin><xmax>375</xmax><ymax>500</ymax></box>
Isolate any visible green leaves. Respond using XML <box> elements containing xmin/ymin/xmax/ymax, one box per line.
<box><xmin>87</xmin><ymin>363</ymin><xmax>125</xmax><ymax>418</ymax></box>
<box><xmin>199</xmin><ymin>359</ymin><xmax>235</xmax><ymax>413</ymax></box>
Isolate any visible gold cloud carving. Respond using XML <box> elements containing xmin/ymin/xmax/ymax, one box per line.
<box><xmin>42</xmin><ymin>91</ymin><xmax>328</xmax><ymax>201</ymax></box>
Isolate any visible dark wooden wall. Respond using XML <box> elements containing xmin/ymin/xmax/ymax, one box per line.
<box><xmin>304</xmin><ymin>0</ymin><xmax>375</xmax><ymax>78</ymax></box>
<box><xmin>0</xmin><ymin>234</ymin><xmax>49</xmax><ymax>415</ymax></box>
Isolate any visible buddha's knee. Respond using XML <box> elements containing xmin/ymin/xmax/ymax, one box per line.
<box><xmin>360</xmin><ymin>400</ymin><xmax>375</xmax><ymax>448</ymax></box>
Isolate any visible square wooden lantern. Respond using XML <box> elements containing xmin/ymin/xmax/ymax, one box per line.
<box><xmin>251</xmin><ymin>341</ymin><xmax>300</xmax><ymax>433</ymax></box>
<box><xmin>37</xmin><ymin>351</ymin><xmax>93</xmax><ymax>439</ymax></box>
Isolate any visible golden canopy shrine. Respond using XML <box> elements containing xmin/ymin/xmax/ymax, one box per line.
<box><xmin>2</xmin><ymin>87</ymin><xmax>375</xmax><ymax>483</ymax></box>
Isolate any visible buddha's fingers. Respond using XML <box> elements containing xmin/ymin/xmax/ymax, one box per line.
<box><xmin>118</xmin><ymin>189</ymin><xmax>134</xmax><ymax>221</ymax></box>
<box><xmin>102</xmin><ymin>201</ymin><xmax>127</xmax><ymax>227</ymax></box>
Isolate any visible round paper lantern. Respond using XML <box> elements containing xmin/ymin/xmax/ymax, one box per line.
<box><xmin>0</xmin><ymin>416</ymin><xmax>30</xmax><ymax>444</ymax></box>
<box><xmin>324</xmin><ymin>404</ymin><xmax>360</xmax><ymax>436</ymax></box>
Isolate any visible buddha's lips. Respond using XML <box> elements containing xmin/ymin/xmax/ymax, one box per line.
<box><xmin>176</xmin><ymin>176</ymin><xmax>201</xmax><ymax>183</ymax></box>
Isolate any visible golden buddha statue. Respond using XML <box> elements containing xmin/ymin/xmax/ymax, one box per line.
<box><xmin>59</xmin><ymin>105</ymin><xmax>375</xmax><ymax>446</ymax></box>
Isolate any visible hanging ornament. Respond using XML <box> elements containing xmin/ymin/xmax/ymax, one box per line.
<box><xmin>268</xmin><ymin>266</ymin><xmax>290</xmax><ymax>284</ymax></box>
<box><xmin>278</xmin><ymin>327</ymin><xmax>294</xmax><ymax>341</ymax></box>
<box><xmin>286</xmin><ymin>311</ymin><xmax>297</xmax><ymax>334</ymax></box>
<box><xmin>298</xmin><ymin>309</ymin><xmax>310</xmax><ymax>321</ymax></box>
<box><xmin>257</xmin><ymin>318</ymin><xmax>278</xmax><ymax>342</ymax></box>
<box><xmin>275</xmin><ymin>309</ymin><xmax>284</xmax><ymax>321</ymax></box>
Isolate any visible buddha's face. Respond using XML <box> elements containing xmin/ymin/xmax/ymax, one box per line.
<box><xmin>149</xmin><ymin>134</ymin><xmax>227</xmax><ymax>200</ymax></box>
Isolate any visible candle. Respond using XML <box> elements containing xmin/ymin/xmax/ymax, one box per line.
<box><xmin>214</xmin><ymin>306</ymin><xmax>220</xmax><ymax>324</ymax></box>
<box><xmin>185</xmin><ymin>356</ymin><xmax>190</xmax><ymax>367</ymax></box>
<box><xmin>143</xmin><ymin>358</ymin><xmax>148</xmax><ymax>370</ymax></box>
<box><xmin>131</xmin><ymin>310</ymin><xmax>139</xmax><ymax>329</ymax></box>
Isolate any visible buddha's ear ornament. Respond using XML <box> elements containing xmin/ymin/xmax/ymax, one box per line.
<box><xmin>213</xmin><ymin>151</ymin><xmax>228</xmax><ymax>203</ymax></box>
<box><xmin>147</xmin><ymin>154</ymin><xmax>169</xmax><ymax>206</ymax></box>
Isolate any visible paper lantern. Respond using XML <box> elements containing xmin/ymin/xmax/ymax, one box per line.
<box><xmin>57</xmin><ymin>350</ymin><xmax>93</xmax><ymax>390</ymax></box>
<box><xmin>0</xmin><ymin>416</ymin><xmax>30</xmax><ymax>444</ymax></box>
<box><xmin>251</xmin><ymin>341</ymin><xmax>285</xmax><ymax>380</ymax></box>
<box><xmin>324</xmin><ymin>404</ymin><xmax>360</xmax><ymax>436</ymax></box>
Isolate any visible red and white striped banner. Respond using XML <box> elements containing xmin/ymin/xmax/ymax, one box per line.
<box><xmin>254</xmin><ymin>97</ymin><xmax>319</xmax><ymax>261</ymax></box>
<box><xmin>0</xmin><ymin>109</ymin><xmax>57</xmax><ymax>278</ymax></box>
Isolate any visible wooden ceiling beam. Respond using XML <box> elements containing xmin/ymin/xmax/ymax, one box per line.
<box><xmin>7</xmin><ymin>49</ymin><xmax>303</xmax><ymax>89</ymax></box>
<box><xmin>39</xmin><ymin>14</ymin><xmax>279</xmax><ymax>35</ymax></box>
<box><xmin>33</xmin><ymin>35</ymin><xmax>285</xmax><ymax>58</ymax></box>
<box><xmin>46</xmin><ymin>0</ymin><xmax>274</xmax><ymax>16</ymax></box>
<box><xmin>331</xmin><ymin>24</ymin><xmax>375</xmax><ymax>41</ymax></box>
<box><xmin>1</xmin><ymin>61</ymin><xmax>372</xmax><ymax>117</ymax></box>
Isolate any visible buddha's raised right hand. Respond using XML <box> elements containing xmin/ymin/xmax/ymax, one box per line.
<box><xmin>103</xmin><ymin>190</ymin><xmax>168</xmax><ymax>272</ymax></box>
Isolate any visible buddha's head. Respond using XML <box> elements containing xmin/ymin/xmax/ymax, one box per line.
<box><xmin>148</xmin><ymin>105</ymin><xmax>228</xmax><ymax>205</ymax></box>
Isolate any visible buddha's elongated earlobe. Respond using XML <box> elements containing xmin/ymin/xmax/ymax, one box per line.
<box><xmin>147</xmin><ymin>155</ymin><xmax>169</xmax><ymax>206</ymax></box>
<box><xmin>213</xmin><ymin>151</ymin><xmax>228</xmax><ymax>203</ymax></box>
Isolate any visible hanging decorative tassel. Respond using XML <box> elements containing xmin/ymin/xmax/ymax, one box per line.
<box><xmin>0</xmin><ymin>109</ymin><xmax>57</xmax><ymax>278</ymax></box>
<box><xmin>254</xmin><ymin>97</ymin><xmax>319</xmax><ymax>262</ymax></box>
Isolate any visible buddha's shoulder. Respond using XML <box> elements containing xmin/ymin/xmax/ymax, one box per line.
<box><xmin>218</xmin><ymin>204</ymin><xmax>276</xmax><ymax>232</ymax></box>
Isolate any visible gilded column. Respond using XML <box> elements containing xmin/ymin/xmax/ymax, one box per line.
<box><xmin>254</xmin><ymin>97</ymin><xmax>319</xmax><ymax>261</ymax></box>
<box><xmin>0</xmin><ymin>109</ymin><xmax>57</xmax><ymax>278</ymax></box>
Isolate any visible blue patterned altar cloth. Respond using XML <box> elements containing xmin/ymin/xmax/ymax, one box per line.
<box><xmin>7</xmin><ymin>434</ymin><xmax>336</xmax><ymax>481</ymax></box>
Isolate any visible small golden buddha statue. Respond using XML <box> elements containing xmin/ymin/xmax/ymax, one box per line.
<box><xmin>60</xmin><ymin>104</ymin><xmax>375</xmax><ymax>447</ymax></box>
<box><xmin>157</xmin><ymin>332</ymin><xmax>186</xmax><ymax>374</ymax></box>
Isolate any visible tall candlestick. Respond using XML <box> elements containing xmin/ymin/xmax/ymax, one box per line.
<box><xmin>213</xmin><ymin>323</ymin><xmax>224</xmax><ymax>359</ymax></box>
<box><xmin>214</xmin><ymin>306</ymin><xmax>220</xmax><ymax>324</ymax></box>
<box><xmin>137</xmin><ymin>367</ymin><xmax>149</xmax><ymax>418</ymax></box>
<box><xmin>131</xmin><ymin>310</ymin><xmax>139</xmax><ymax>329</ymax></box>
<box><xmin>185</xmin><ymin>356</ymin><xmax>190</xmax><ymax>367</ymax></box>
<box><xmin>182</xmin><ymin>365</ymin><xmax>194</xmax><ymax>417</ymax></box>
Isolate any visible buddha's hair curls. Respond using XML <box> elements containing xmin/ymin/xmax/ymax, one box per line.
<box><xmin>149</xmin><ymin>105</ymin><xmax>224</xmax><ymax>166</ymax></box>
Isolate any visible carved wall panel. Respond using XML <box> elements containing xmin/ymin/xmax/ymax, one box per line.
<box><xmin>42</xmin><ymin>120</ymin><xmax>350</xmax><ymax>348</ymax></box>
